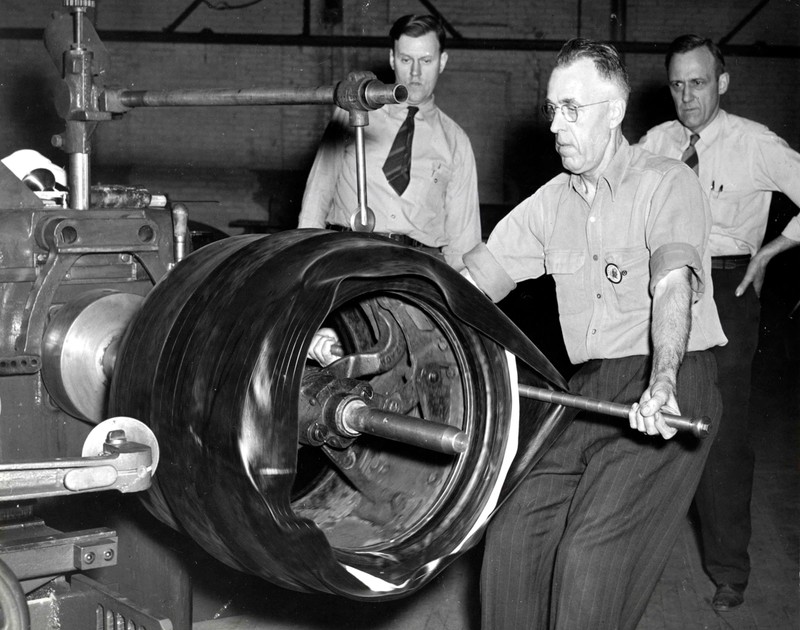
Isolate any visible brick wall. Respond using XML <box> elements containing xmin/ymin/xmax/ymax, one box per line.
<box><xmin>1</xmin><ymin>0</ymin><xmax>797</xmax><ymax>231</ymax></box>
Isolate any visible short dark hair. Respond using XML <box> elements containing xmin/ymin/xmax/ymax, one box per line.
<box><xmin>556</xmin><ymin>38</ymin><xmax>630</xmax><ymax>101</ymax></box>
<box><xmin>666</xmin><ymin>34</ymin><xmax>726</xmax><ymax>76</ymax></box>
<box><xmin>390</xmin><ymin>14</ymin><xmax>446</xmax><ymax>52</ymax></box>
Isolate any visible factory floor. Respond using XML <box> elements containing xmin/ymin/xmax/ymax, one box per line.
<box><xmin>190</xmin><ymin>258</ymin><xmax>799</xmax><ymax>630</ymax></box>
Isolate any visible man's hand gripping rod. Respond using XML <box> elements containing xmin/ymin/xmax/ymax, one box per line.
<box><xmin>517</xmin><ymin>384</ymin><xmax>711</xmax><ymax>438</ymax></box>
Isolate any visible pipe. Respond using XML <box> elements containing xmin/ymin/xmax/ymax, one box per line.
<box><xmin>517</xmin><ymin>383</ymin><xmax>711</xmax><ymax>438</ymax></box>
<box><xmin>6</xmin><ymin>28</ymin><xmax>798</xmax><ymax>58</ymax></box>
<box><xmin>102</xmin><ymin>78</ymin><xmax>405</xmax><ymax>113</ymax></box>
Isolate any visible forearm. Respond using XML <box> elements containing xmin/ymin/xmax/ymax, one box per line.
<box><xmin>650</xmin><ymin>267</ymin><xmax>692</xmax><ymax>388</ymax></box>
<box><xmin>756</xmin><ymin>234</ymin><xmax>799</xmax><ymax>263</ymax></box>
<box><xmin>736</xmin><ymin>233</ymin><xmax>800</xmax><ymax>297</ymax></box>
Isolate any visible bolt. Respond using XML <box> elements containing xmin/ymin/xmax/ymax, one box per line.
<box><xmin>310</xmin><ymin>425</ymin><xmax>326</xmax><ymax>443</ymax></box>
<box><xmin>84</xmin><ymin>551</ymin><xmax>95</xmax><ymax>564</ymax></box>
<box><xmin>341</xmin><ymin>450</ymin><xmax>357</xmax><ymax>470</ymax></box>
<box><xmin>105</xmin><ymin>430</ymin><xmax>127</xmax><ymax>446</ymax></box>
<box><xmin>103</xmin><ymin>549</ymin><xmax>114</xmax><ymax>561</ymax></box>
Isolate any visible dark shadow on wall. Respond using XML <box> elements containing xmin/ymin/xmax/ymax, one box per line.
<box><xmin>638</xmin><ymin>84</ymin><xmax>675</xmax><ymax>128</ymax></box>
<box><xmin>252</xmin><ymin>169</ymin><xmax>309</xmax><ymax>230</ymax></box>
<box><xmin>503</xmin><ymin>121</ymin><xmax>563</xmax><ymax>207</ymax></box>
<box><xmin>5</xmin><ymin>71</ymin><xmax>65</xmax><ymax>166</ymax></box>
<box><xmin>626</xmin><ymin>83</ymin><xmax>676</xmax><ymax>142</ymax></box>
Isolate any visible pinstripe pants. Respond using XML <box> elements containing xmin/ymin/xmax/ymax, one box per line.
<box><xmin>481</xmin><ymin>352</ymin><xmax>720</xmax><ymax>630</ymax></box>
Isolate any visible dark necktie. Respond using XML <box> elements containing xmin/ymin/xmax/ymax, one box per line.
<box><xmin>681</xmin><ymin>133</ymin><xmax>700</xmax><ymax>175</ymax></box>
<box><xmin>383</xmin><ymin>106</ymin><xmax>419</xmax><ymax>195</ymax></box>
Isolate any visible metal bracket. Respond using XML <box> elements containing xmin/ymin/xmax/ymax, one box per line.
<box><xmin>0</xmin><ymin>418</ymin><xmax>158</xmax><ymax>502</ymax></box>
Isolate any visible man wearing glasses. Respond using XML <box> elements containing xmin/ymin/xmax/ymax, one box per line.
<box><xmin>463</xmin><ymin>38</ymin><xmax>726</xmax><ymax>629</ymax></box>
<box><xmin>638</xmin><ymin>34</ymin><xmax>800</xmax><ymax>612</ymax></box>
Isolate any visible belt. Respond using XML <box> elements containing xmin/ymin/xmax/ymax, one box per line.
<box><xmin>325</xmin><ymin>224</ymin><xmax>439</xmax><ymax>251</ymax></box>
<box><xmin>711</xmin><ymin>255</ymin><xmax>751</xmax><ymax>270</ymax></box>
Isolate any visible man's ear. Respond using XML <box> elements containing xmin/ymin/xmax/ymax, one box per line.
<box><xmin>389</xmin><ymin>49</ymin><xmax>396</xmax><ymax>73</ymax></box>
<box><xmin>609</xmin><ymin>98</ymin><xmax>627</xmax><ymax>129</ymax></box>
<box><xmin>438</xmin><ymin>50</ymin><xmax>449</xmax><ymax>73</ymax></box>
<box><xmin>718</xmin><ymin>72</ymin><xmax>730</xmax><ymax>96</ymax></box>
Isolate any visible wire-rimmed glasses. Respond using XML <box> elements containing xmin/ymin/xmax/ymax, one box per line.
<box><xmin>541</xmin><ymin>100</ymin><xmax>611</xmax><ymax>122</ymax></box>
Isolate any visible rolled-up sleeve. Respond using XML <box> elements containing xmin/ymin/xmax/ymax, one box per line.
<box><xmin>645</xmin><ymin>164</ymin><xmax>711</xmax><ymax>299</ymax></box>
<box><xmin>463</xmin><ymin>243</ymin><xmax>517</xmax><ymax>302</ymax></box>
<box><xmin>650</xmin><ymin>242</ymin><xmax>704</xmax><ymax>297</ymax></box>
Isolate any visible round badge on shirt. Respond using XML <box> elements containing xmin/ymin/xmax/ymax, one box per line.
<box><xmin>605</xmin><ymin>263</ymin><xmax>622</xmax><ymax>284</ymax></box>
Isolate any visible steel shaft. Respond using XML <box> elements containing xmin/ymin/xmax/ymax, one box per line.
<box><xmin>517</xmin><ymin>384</ymin><xmax>711</xmax><ymax>438</ymax></box>
<box><xmin>340</xmin><ymin>399</ymin><xmax>468</xmax><ymax>455</ymax></box>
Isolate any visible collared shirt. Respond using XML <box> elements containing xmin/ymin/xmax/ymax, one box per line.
<box><xmin>298</xmin><ymin>98</ymin><xmax>481</xmax><ymax>270</ymax></box>
<box><xmin>464</xmin><ymin>139</ymin><xmax>727</xmax><ymax>364</ymax></box>
<box><xmin>638</xmin><ymin>109</ymin><xmax>800</xmax><ymax>256</ymax></box>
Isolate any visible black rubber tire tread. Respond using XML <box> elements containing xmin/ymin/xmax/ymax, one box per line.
<box><xmin>109</xmin><ymin>230</ymin><xmax>569</xmax><ymax>599</ymax></box>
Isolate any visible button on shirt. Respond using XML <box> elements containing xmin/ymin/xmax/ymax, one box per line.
<box><xmin>299</xmin><ymin>99</ymin><xmax>481</xmax><ymax>270</ymax></box>
<box><xmin>463</xmin><ymin>140</ymin><xmax>727</xmax><ymax>364</ymax></box>
<box><xmin>638</xmin><ymin>109</ymin><xmax>800</xmax><ymax>256</ymax></box>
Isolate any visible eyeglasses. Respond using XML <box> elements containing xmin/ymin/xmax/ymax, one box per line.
<box><xmin>541</xmin><ymin>100</ymin><xmax>611</xmax><ymax>123</ymax></box>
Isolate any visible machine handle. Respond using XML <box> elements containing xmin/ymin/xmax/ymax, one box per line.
<box><xmin>517</xmin><ymin>383</ymin><xmax>711</xmax><ymax>438</ymax></box>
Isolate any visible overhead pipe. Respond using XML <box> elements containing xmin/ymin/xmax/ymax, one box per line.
<box><xmin>2</xmin><ymin>27</ymin><xmax>798</xmax><ymax>57</ymax></box>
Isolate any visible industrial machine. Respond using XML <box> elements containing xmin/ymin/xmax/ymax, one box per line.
<box><xmin>0</xmin><ymin>3</ymin><xmax>711</xmax><ymax>628</ymax></box>
<box><xmin>0</xmin><ymin>2</ymin><xmax>573</xmax><ymax>628</ymax></box>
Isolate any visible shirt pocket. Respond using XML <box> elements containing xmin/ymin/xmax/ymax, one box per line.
<box><xmin>709</xmin><ymin>186</ymin><xmax>745</xmax><ymax>233</ymax></box>
<box><xmin>420</xmin><ymin>161</ymin><xmax>452</xmax><ymax>210</ymax></box>
<box><xmin>604</xmin><ymin>248</ymin><xmax>650</xmax><ymax>314</ymax></box>
<box><xmin>544</xmin><ymin>250</ymin><xmax>586</xmax><ymax>315</ymax></box>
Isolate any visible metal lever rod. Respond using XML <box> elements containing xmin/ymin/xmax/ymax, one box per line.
<box><xmin>350</xmin><ymin>124</ymin><xmax>375</xmax><ymax>231</ymax></box>
<box><xmin>517</xmin><ymin>383</ymin><xmax>711</xmax><ymax>438</ymax></box>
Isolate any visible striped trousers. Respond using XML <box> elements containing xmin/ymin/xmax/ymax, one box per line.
<box><xmin>481</xmin><ymin>351</ymin><xmax>721</xmax><ymax>630</ymax></box>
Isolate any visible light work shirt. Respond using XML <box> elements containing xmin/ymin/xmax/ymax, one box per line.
<box><xmin>299</xmin><ymin>99</ymin><xmax>481</xmax><ymax>270</ymax></box>
<box><xmin>464</xmin><ymin>140</ymin><xmax>727</xmax><ymax>364</ymax></box>
<box><xmin>638</xmin><ymin>109</ymin><xmax>800</xmax><ymax>256</ymax></box>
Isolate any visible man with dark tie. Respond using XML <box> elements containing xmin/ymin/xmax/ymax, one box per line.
<box><xmin>638</xmin><ymin>34</ymin><xmax>800</xmax><ymax>612</ymax></box>
<box><xmin>298</xmin><ymin>14</ymin><xmax>481</xmax><ymax>271</ymax></box>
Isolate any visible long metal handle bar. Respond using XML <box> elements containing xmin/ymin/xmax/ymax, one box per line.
<box><xmin>353</xmin><ymin>125</ymin><xmax>371</xmax><ymax>228</ymax></box>
<box><xmin>518</xmin><ymin>383</ymin><xmax>711</xmax><ymax>438</ymax></box>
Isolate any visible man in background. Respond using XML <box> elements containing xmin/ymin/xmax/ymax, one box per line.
<box><xmin>298</xmin><ymin>14</ymin><xmax>481</xmax><ymax>271</ymax></box>
<box><xmin>638</xmin><ymin>34</ymin><xmax>800</xmax><ymax>611</ymax></box>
